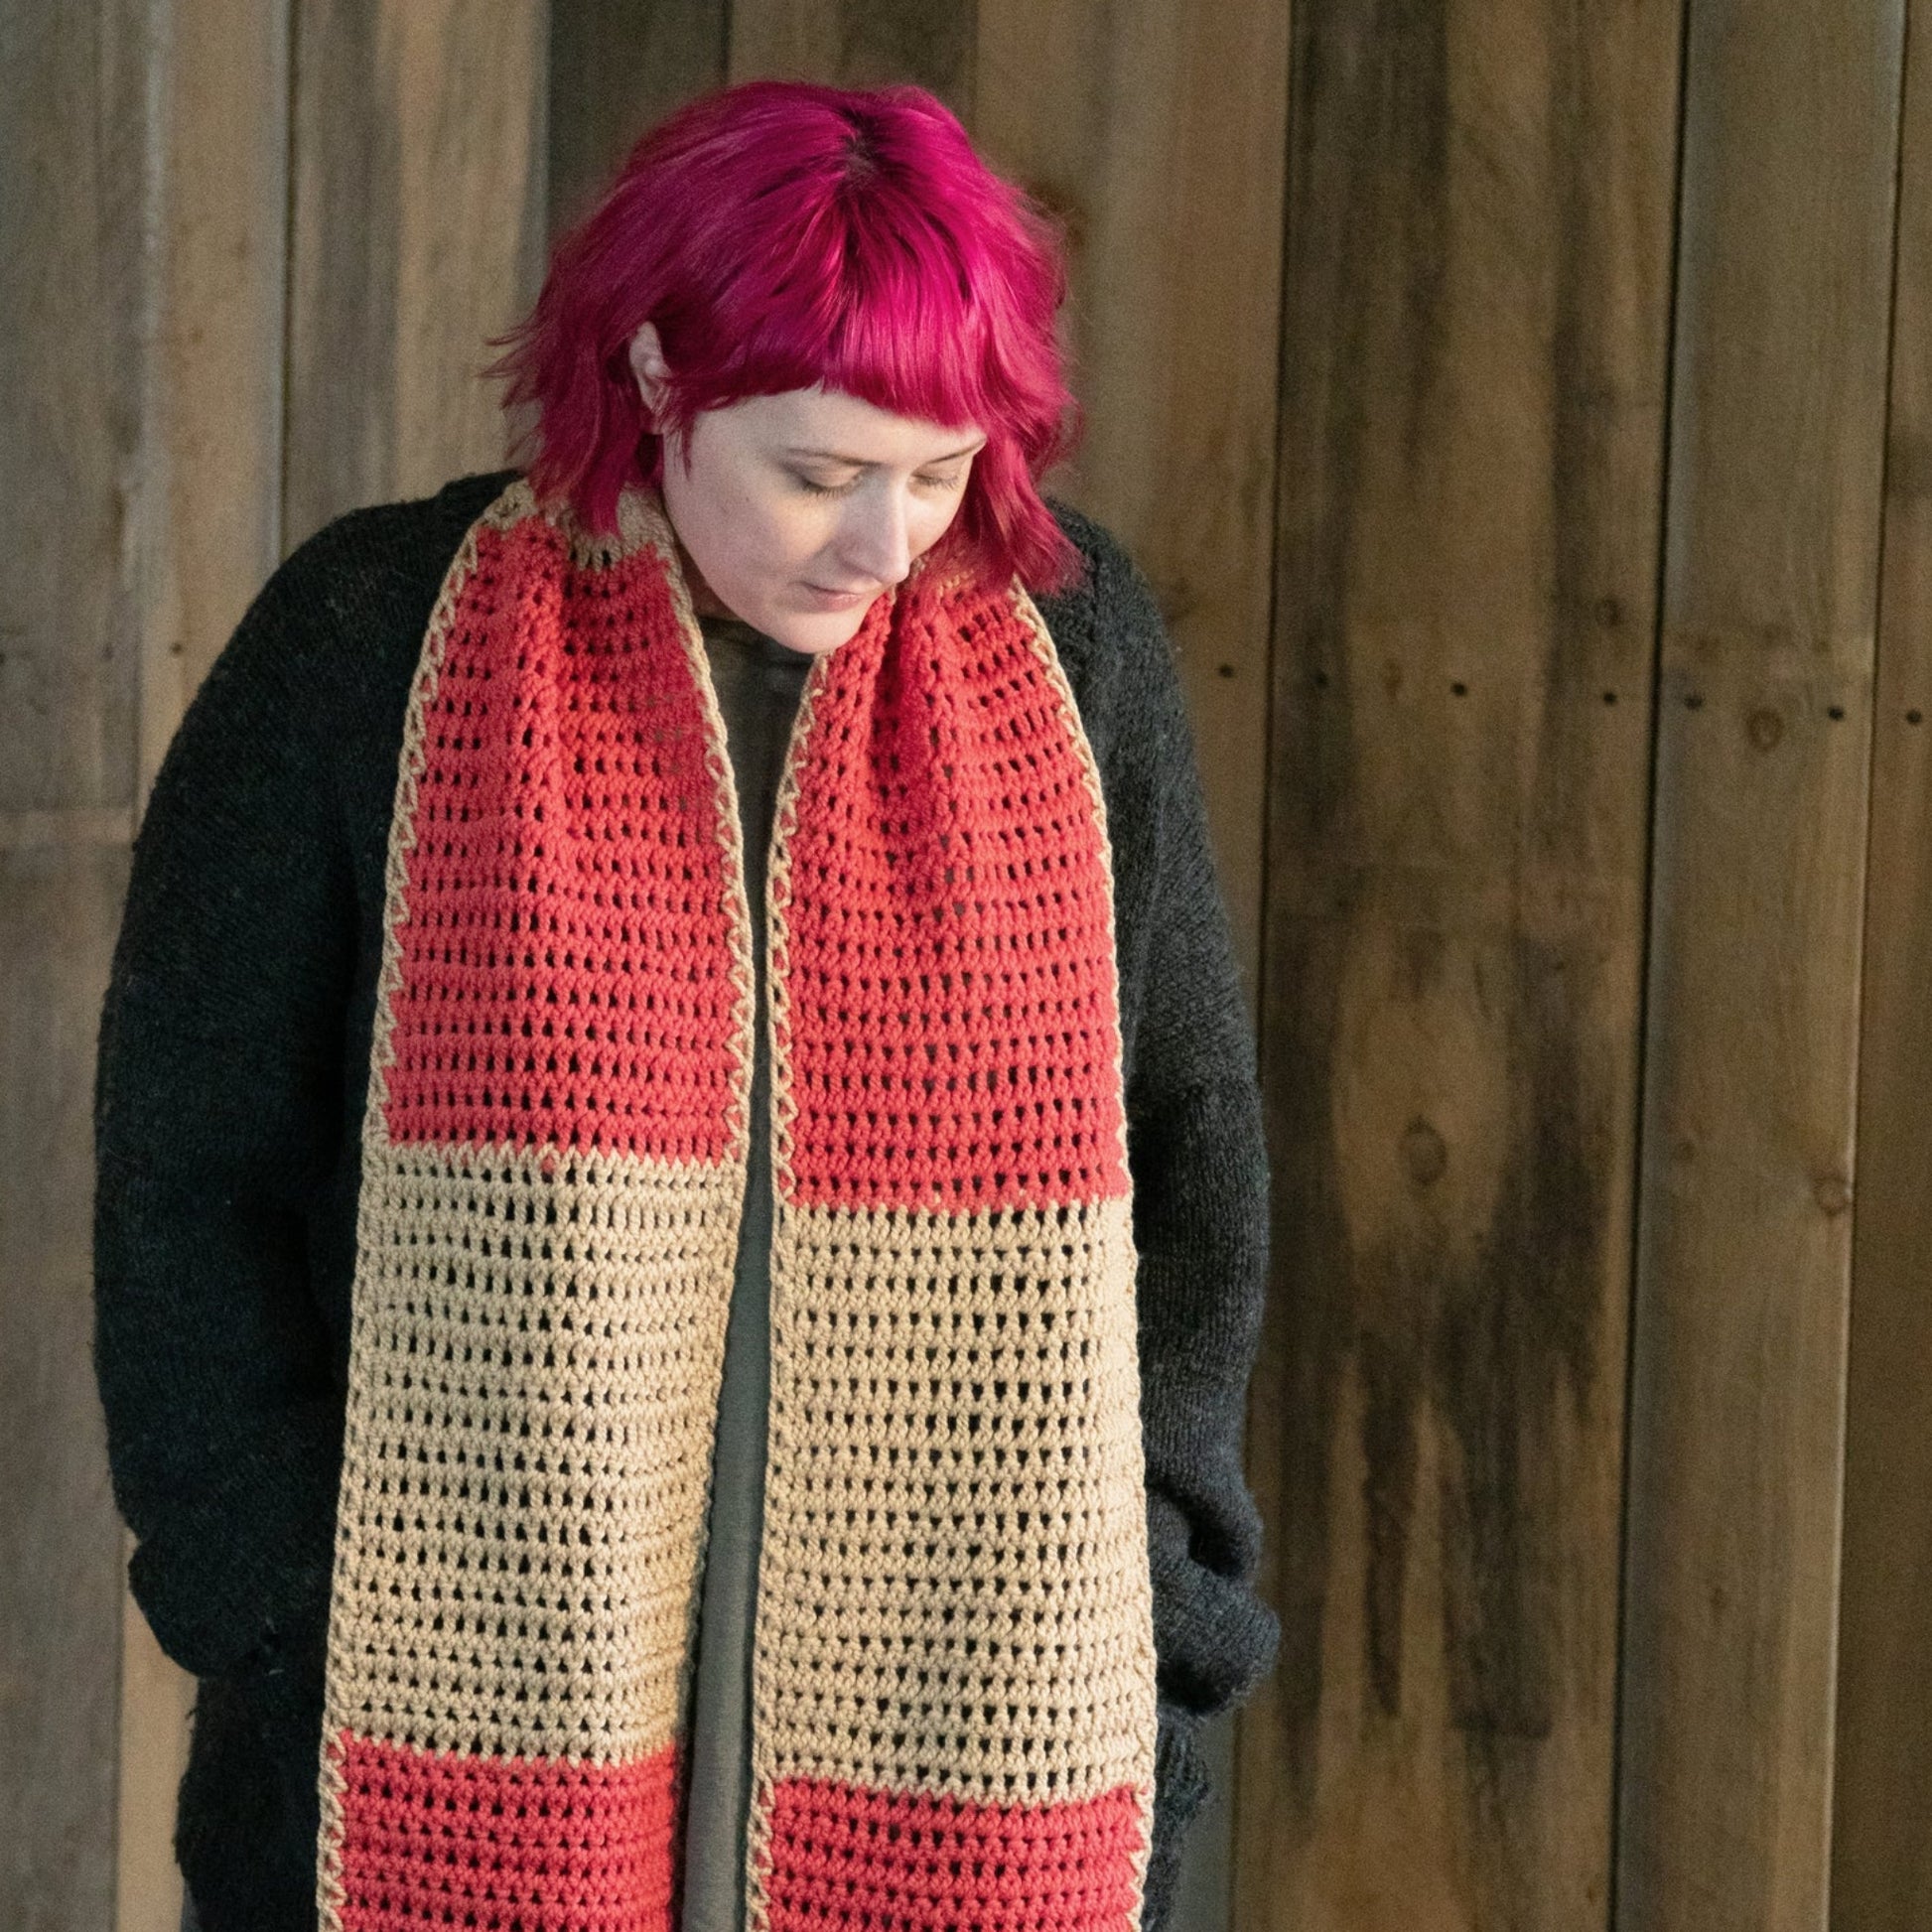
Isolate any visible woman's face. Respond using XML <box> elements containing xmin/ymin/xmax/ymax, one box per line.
<box><xmin>628</xmin><ymin>322</ymin><xmax>986</xmax><ymax>654</ymax></box>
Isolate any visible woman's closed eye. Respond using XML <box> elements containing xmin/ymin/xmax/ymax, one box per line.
<box><xmin>791</xmin><ymin>468</ymin><xmax>968</xmax><ymax>496</ymax></box>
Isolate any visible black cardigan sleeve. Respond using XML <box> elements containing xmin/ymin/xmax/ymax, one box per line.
<box><xmin>91</xmin><ymin>548</ymin><xmax>350</xmax><ymax>1728</ymax></box>
<box><xmin>1089</xmin><ymin>528</ymin><xmax>1282</xmax><ymax>1917</ymax></box>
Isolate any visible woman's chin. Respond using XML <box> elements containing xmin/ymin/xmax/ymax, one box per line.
<box><xmin>763</xmin><ymin>602</ymin><xmax>875</xmax><ymax>656</ymax></box>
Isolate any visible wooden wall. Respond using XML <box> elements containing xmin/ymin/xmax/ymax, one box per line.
<box><xmin>1617</xmin><ymin>7</ymin><xmax>1901</xmax><ymax>1925</ymax></box>
<box><xmin>7</xmin><ymin>0</ymin><xmax>1932</xmax><ymax>1927</ymax></box>
<box><xmin>6</xmin><ymin>7</ymin><xmax>166</xmax><ymax>1925</ymax></box>
<box><xmin>1243</xmin><ymin>5</ymin><xmax>1672</xmax><ymax>1923</ymax></box>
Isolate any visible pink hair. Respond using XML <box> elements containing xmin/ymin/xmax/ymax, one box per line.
<box><xmin>485</xmin><ymin>80</ymin><xmax>1087</xmax><ymax>595</ymax></box>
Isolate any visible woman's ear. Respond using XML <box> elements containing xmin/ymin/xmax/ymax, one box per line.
<box><xmin>627</xmin><ymin>321</ymin><xmax>669</xmax><ymax>420</ymax></box>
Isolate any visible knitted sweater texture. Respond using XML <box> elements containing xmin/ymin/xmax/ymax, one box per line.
<box><xmin>91</xmin><ymin>470</ymin><xmax>1279</xmax><ymax>1932</ymax></box>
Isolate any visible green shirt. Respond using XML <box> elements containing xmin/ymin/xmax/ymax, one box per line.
<box><xmin>679</xmin><ymin>612</ymin><xmax>814</xmax><ymax>1932</ymax></box>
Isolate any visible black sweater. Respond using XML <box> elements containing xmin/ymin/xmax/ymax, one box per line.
<box><xmin>91</xmin><ymin>470</ymin><xmax>1279</xmax><ymax>1931</ymax></box>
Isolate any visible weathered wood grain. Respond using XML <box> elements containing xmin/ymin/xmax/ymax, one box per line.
<box><xmin>116</xmin><ymin>1542</ymin><xmax>197</xmax><ymax>1932</ymax></box>
<box><xmin>1243</xmin><ymin>6</ymin><xmax>1680</xmax><ymax>1926</ymax></box>
<box><xmin>727</xmin><ymin>0</ymin><xmax>975</xmax><ymax>118</ymax></box>
<box><xmin>139</xmin><ymin>0</ymin><xmax>291</xmax><ymax>780</ymax></box>
<box><xmin>973</xmin><ymin>0</ymin><xmax>1289</xmax><ymax>1000</ymax></box>
<box><xmin>0</xmin><ymin>2</ymin><xmax>164</xmax><ymax>1922</ymax></box>
<box><xmin>0</xmin><ymin>0</ymin><xmax>146</xmax><ymax>819</ymax></box>
<box><xmin>1</xmin><ymin>845</ymin><xmax>133</xmax><ymax>1931</ymax></box>
<box><xmin>16</xmin><ymin>2</ymin><xmax>1928</xmax><ymax>1926</ymax></box>
<box><xmin>285</xmin><ymin>0</ymin><xmax>548</xmax><ymax>549</ymax></box>
<box><xmin>1615</xmin><ymin>4</ymin><xmax>1906</xmax><ymax>1929</ymax></box>
<box><xmin>547</xmin><ymin>0</ymin><xmax>728</xmax><ymax>235</ymax></box>
<box><xmin>1827</xmin><ymin>3</ymin><xmax>1932</xmax><ymax>1927</ymax></box>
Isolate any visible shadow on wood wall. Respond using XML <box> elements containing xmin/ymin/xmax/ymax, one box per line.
<box><xmin>4</xmin><ymin>2</ymin><xmax>1929</xmax><ymax>1929</ymax></box>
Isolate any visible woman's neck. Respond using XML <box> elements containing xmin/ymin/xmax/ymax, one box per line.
<box><xmin>672</xmin><ymin>531</ymin><xmax>735</xmax><ymax>621</ymax></box>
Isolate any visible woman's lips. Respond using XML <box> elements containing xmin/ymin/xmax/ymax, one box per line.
<box><xmin>802</xmin><ymin>582</ymin><xmax>878</xmax><ymax>610</ymax></box>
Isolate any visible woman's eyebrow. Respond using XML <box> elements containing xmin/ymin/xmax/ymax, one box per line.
<box><xmin>782</xmin><ymin>438</ymin><xmax>987</xmax><ymax>466</ymax></box>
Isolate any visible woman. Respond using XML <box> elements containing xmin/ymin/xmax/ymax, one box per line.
<box><xmin>93</xmin><ymin>78</ymin><xmax>1277</xmax><ymax>1932</ymax></box>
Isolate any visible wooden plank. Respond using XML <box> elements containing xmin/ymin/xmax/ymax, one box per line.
<box><xmin>547</xmin><ymin>0</ymin><xmax>727</xmax><ymax>235</ymax></box>
<box><xmin>114</xmin><ymin>4</ymin><xmax>293</xmax><ymax>1927</ymax></box>
<box><xmin>285</xmin><ymin>0</ymin><xmax>548</xmax><ymax>549</ymax></box>
<box><xmin>139</xmin><ymin>0</ymin><xmax>291</xmax><ymax>780</ymax></box>
<box><xmin>973</xmin><ymin>0</ymin><xmax>1289</xmax><ymax>1000</ymax></box>
<box><xmin>0</xmin><ymin>0</ymin><xmax>145</xmax><ymax>819</ymax></box>
<box><xmin>1</xmin><ymin>844</ymin><xmax>133</xmax><ymax>1930</ymax></box>
<box><xmin>1826</xmin><ymin>2</ymin><xmax>1932</xmax><ymax>1925</ymax></box>
<box><xmin>0</xmin><ymin>0</ymin><xmax>161</xmax><ymax>1921</ymax></box>
<box><xmin>116</xmin><ymin>1544</ymin><xmax>198</xmax><ymax>1932</ymax></box>
<box><xmin>968</xmin><ymin>9</ymin><xmax>1292</xmax><ymax>1911</ymax></box>
<box><xmin>1614</xmin><ymin>3</ymin><xmax>1906</xmax><ymax>1928</ymax></box>
<box><xmin>1243</xmin><ymin>6</ymin><xmax>1680</xmax><ymax>1927</ymax></box>
<box><xmin>0</xmin><ymin>809</ymin><xmax>139</xmax><ymax>851</ymax></box>
<box><xmin>727</xmin><ymin>0</ymin><xmax>975</xmax><ymax>118</ymax></box>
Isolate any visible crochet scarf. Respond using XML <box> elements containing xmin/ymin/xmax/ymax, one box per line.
<box><xmin>316</xmin><ymin>478</ymin><xmax>1159</xmax><ymax>1932</ymax></box>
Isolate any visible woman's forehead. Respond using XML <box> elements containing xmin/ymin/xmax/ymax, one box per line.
<box><xmin>732</xmin><ymin>383</ymin><xmax>986</xmax><ymax>465</ymax></box>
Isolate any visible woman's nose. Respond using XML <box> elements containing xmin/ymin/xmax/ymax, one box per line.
<box><xmin>839</xmin><ymin>488</ymin><xmax>913</xmax><ymax>589</ymax></box>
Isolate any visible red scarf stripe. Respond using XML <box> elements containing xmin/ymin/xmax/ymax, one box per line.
<box><xmin>378</xmin><ymin>513</ymin><xmax>752</xmax><ymax>1165</ymax></box>
<box><xmin>320</xmin><ymin>1733</ymin><xmax>1146</xmax><ymax>1932</ymax></box>
<box><xmin>760</xmin><ymin>1777</ymin><xmax>1147</xmax><ymax>1931</ymax></box>
<box><xmin>770</xmin><ymin>581</ymin><xmax>1130</xmax><ymax>1213</ymax></box>
<box><xmin>325</xmin><ymin>1735</ymin><xmax>680</xmax><ymax>1932</ymax></box>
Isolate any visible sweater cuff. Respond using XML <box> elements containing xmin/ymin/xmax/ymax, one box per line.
<box><xmin>124</xmin><ymin>1395</ymin><xmax>342</xmax><ymax>1684</ymax></box>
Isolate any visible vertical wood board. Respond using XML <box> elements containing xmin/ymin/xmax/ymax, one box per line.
<box><xmin>138</xmin><ymin>0</ymin><xmax>292</xmax><ymax>786</ymax></box>
<box><xmin>0</xmin><ymin>0</ymin><xmax>147</xmax><ymax>818</ymax></box>
<box><xmin>0</xmin><ymin>852</ymin><xmax>131</xmax><ymax>1932</ymax></box>
<box><xmin>547</xmin><ymin>0</ymin><xmax>729</xmax><ymax>235</ymax></box>
<box><xmin>1828</xmin><ymin>2</ymin><xmax>1932</xmax><ymax>1925</ymax></box>
<box><xmin>285</xmin><ymin>0</ymin><xmax>548</xmax><ymax>550</ymax></box>
<box><xmin>1243</xmin><ymin>6</ymin><xmax>1681</xmax><ymax>1927</ymax></box>
<box><xmin>727</xmin><ymin>0</ymin><xmax>975</xmax><ymax>117</ymax></box>
<box><xmin>1615</xmin><ymin>3</ymin><xmax>1906</xmax><ymax>1928</ymax></box>
<box><xmin>0</xmin><ymin>2</ymin><xmax>168</xmax><ymax>1920</ymax></box>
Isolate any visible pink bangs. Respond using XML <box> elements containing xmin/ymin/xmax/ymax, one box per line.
<box><xmin>485</xmin><ymin>80</ymin><xmax>1086</xmax><ymax>595</ymax></box>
